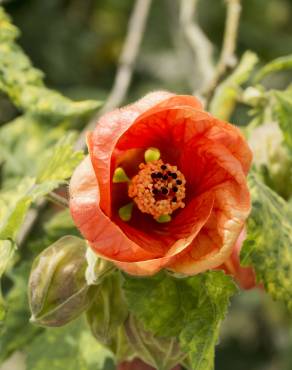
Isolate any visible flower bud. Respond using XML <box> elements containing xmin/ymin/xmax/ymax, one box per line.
<box><xmin>86</xmin><ymin>272</ymin><xmax>128</xmax><ymax>347</ymax></box>
<box><xmin>242</xmin><ymin>86</ymin><xmax>266</xmax><ymax>107</ymax></box>
<box><xmin>248</xmin><ymin>122</ymin><xmax>292</xmax><ymax>198</ymax></box>
<box><xmin>29</xmin><ymin>235</ymin><xmax>95</xmax><ymax>327</ymax></box>
<box><xmin>124</xmin><ymin>315</ymin><xmax>185</xmax><ymax>370</ymax></box>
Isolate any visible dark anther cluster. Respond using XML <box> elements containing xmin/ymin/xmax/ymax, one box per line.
<box><xmin>150</xmin><ymin>164</ymin><xmax>182</xmax><ymax>203</ymax></box>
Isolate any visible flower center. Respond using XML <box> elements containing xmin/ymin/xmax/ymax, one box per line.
<box><xmin>128</xmin><ymin>159</ymin><xmax>186</xmax><ymax>221</ymax></box>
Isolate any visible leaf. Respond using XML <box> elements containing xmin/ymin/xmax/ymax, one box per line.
<box><xmin>123</xmin><ymin>271</ymin><xmax>237</xmax><ymax>370</ymax></box>
<box><xmin>209</xmin><ymin>51</ymin><xmax>258</xmax><ymax>120</ymax></box>
<box><xmin>26</xmin><ymin>319</ymin><xmax>115</xmax><ymax>370</ymax></box>
<box><xmin>254</xmin><ymin>54</ymin><xmax>292</xmax><ymax>82</ymax></box>
<box><xmin>0</xmin><ymin>7</ymin><xmax>101</xmax><ymax>120</ymax></box>
<box><xmin>272</xmin><ymin>90</ymin><xmax>292</xmax><ymax>151</ymax></box>
<box><xmin>0</xmin><ymin>197</ymin><xmax>32</xmax><ymax>241</ymax></box>
<box><xmin>0</xmin><ymin>241</ymin><xmax>15</xmax><ymax>278</ymax></box>
<box><xmin>0</xmin><ymin>116</ymin><xmax>68</xmax><ymax>185</ymax></box>
<box><xmin>0</xmin><ymin>263</ymin><xmax>42</xmax><ymax>363</ymax></box>
<box><xmin>0</xmin><ymin>7</ymin><xmax>19</xmax><ymax>42</ymax></box>
<box><xmin>36</xmin><ymin>133</ymin><xmax>84</xmax><ymax>184</ymax></box>
<box><xmin>240</xmin><ymin>173</ymin><xmax>292</xmax><ymax>311</ymax></box>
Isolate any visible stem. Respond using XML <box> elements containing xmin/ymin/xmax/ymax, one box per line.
<box><xmin>74</xmin><ymin>0</ymin><xmax>153</xmax><ymax>151</ymax></box>
<box><xmin>46</xmin><ymin>192</ymin><xmax>69</xmax><ymax>208</ymax></box>
<box><xmin>179</xmin><ymin>0</ymin><xmax>214</xmax><ymax>95</ymax></box>
<box><xmin>204</xmin><ymin>0</ymin><xmax>242</xmax><ymax>101</ymax></box>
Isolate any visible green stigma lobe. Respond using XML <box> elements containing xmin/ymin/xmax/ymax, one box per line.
<box><xmin>144</xmin><ymin>147</ymin><xmax>161</xmax><ymax>163</ymax></box>
<box><xmin>156</xmin><ymin>214</ymin><xmax>171</xmax><ymax>223</ymax></box>
<box><xmin>113</xmin><ymin>167</ymin><xmax>130</xmax><ymax>183</ymax></box>
<box><xmin>119</xmin><ymin>203</ymin><xmax>134</xmax><ymax>222</ymax></box>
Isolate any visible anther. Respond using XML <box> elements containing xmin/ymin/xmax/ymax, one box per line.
<box><xmin>161</xmin><ymin>187</ymin><xmax>168</xmax><ymax>195</ymax></box>
<box><xmin>176</xmin><ymin>179</ymin><xmax>182</xmax><ymax>185</ymax></box>
<box><xmin>128</xmin><ymin>159</ymin><xmax>186</xmax><ymax>221</ymax></box>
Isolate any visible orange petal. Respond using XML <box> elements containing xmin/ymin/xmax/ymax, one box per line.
<box><xmin>168</xmin><ymin>178</ymin><xmax>250</xmax><ymax>274</ymax></box>
<box><xmin>114</xmin><ymin>191</ymin><xmax>214</xmax><ymax>276</ymax></box>
<box><xmin>69</xmin><ymin>156</ymin><xmax>158</xmax><ymax>262</ymax></box>
<box><xmin>87</xmin><ymin>93</ymin><xmax>203</xmax><ymax>216</ymax></box>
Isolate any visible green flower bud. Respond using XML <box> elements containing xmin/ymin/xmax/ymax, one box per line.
<box><xmin>29</xmin><ymin>235</ymin><xmax>95</xmax><ymax>327</ymax></box>
<box><xmin>249</xmin><ymin>122</ymin><xmax>292</xmax><ymax>199</ymax></box>
<box><xmin>125</xmin><ymin>315</ymin><xmax>186</xmax><ymax>370</ymax></box>
<box><xmin>242</xmin><ymin>86</ymin><xmax>266</xmax><ymax>107</ymax></box>
<box><xmin>86</xmin><ymin>272</ymin><xmax>128</xmax><ymax>347</ymax></box>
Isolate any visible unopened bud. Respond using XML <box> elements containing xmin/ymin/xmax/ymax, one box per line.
<box><xmin>125</xmin><ymin>315</ymin><xmax>185</xmax><ymax>370</ymax></box>
<box><xmin>29</xmin><ymin>236</ymin><xmax>95</xmax><ymax>327</ymax></box>
<box><xmin>87</xmin><ymin>272</ymin><xmax>128</xmax><ymax>346</ymax></box>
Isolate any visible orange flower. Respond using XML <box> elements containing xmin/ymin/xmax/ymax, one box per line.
<box><xmin>69</xmin><ymin>92</ymin><xmax>252</xmax><ymax>276</ymax></box>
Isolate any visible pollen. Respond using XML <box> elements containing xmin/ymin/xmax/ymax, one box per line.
<box><xmin>128</xmin><ymin>160</ymin><xmax>186</xmax><ymax>221</ymax></box>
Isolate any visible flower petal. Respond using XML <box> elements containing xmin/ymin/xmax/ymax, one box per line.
<box><xmin>69</xmin><ymin>156</ymin><xmax>159</xmax><ymax>262</ymax></box>
<box><xmin>168</xmin><ymin>179</ymin><xmax>250</xmax><ymax>274</ymax></box>
<box><xmin>114</xmin><ymin>191</ymin><xmax>214</xmax><ymax>276</ymax></box>
<box><xmin>87</xmin><ymin>93</ymin><xmax>203</xmax><ymax>216</ymax></box>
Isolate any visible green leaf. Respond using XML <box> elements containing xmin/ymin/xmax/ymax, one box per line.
<box><xmin>272</xmin><ymin>90</ymin><xmax>292</xmax><ymax>151</ymax></box>
<box><xmin>26</xmin><ymin>319</ymin><xmax>115</xmax><ymax>370</ymax></box>
<box><xmin>210</xmin><ymin>51</ymin><xmax>258</xmax><ymax>120</ymax></box>
<box><xmin>123</xmin><ymin>271</ymin><xmax>237</xmax><ymax>370</ymax></box>
<box><xmin>241</xmin><ymin>173</ymin><xmax>292</xmax><ymax>311</ymax></box>
<box><xmin>0</xmin><ymin>196</ymin><xmax>32</xmax><ymax>241</ymax></box>
<box><xmin>254</xmin><ymin>54</ymin><xmax>292</xmax><ymax>83</ymax></box>
<box><xmin>0</xmin><ymin>116</ymin><xmax>69</xmax><ymax>186</ymax></box>
<box><xmin>36</xmin><ymin>133</ymin><xmax>84</xmax><ymax>184</ymax></box>
<box><xmin>0</xmin><ymin>7</ymin><xmax>19</xmax><ymax>42</ymax></box>
<box><xmin>0</xmin><ymin>263</ymin><xmax>42</xmax><ymax>362</ymax></box>
<box><xmin>0</xmin><ymin>7</ymin><xmax>101</xmax><ymax>120</ymax></box>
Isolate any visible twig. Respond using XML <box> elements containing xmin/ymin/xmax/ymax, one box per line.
<box><xmin>75</xmin><ymin>0</ymin><xmax>153</xmax><ymax>151</ymax></box>
<box><xmin>17</xmin><ymin>0</ymin><xmax>152</xmax><ymax>248</ymax></box>
<box><xmin>46</xmin><ymin>192</ymin><xmax>69</xmax><ymax>208</ymax></box>
<box><xmin>204</xmin><ymin>0</ymin><xmax>242</xmax><ymax>101</ymax></box>
<box><xmin>179</xmin><ymin>0</ymin><xmax>214</xmax><ymax>95</ymax></box>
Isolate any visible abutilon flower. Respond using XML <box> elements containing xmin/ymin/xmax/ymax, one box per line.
<box><xmin>69</xmin><ymin>92</ymin><xmax>252</xmax><ymax>277</ymax></box>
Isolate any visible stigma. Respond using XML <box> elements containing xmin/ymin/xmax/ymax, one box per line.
<box><xmin>128</xmin><ymin>159</ymin><xmax>186</xmax><ymax>221</ymax></box>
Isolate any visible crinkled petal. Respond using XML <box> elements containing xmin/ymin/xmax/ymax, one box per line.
<box><xmin>168</xmin><ymin>179</ymin><xmax>250</xmax><ymax>274</ymax></box>
<box><xmin>87</xmin><ymin>93</ymin><xmax>203</xmax><ymax>216</ymax></box>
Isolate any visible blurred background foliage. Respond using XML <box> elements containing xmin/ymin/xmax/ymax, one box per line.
<box><xmin>0</xmin><ymin>0</ymin><xmax>292</xmax><ymax>370</ymax></box>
